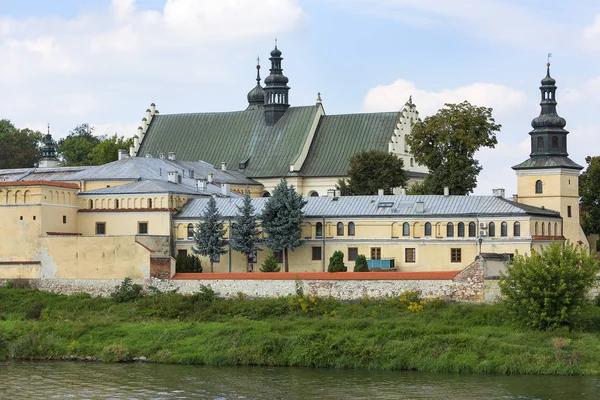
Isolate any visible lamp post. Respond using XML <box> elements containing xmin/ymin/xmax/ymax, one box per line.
<box><xmin>478</xmin><ymin>237</ymin><xmax>483</xmax><ymax>256</ymax></box>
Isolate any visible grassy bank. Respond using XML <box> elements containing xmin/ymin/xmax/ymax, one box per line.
<box><xmin>1</xmin><ymin>286</ymin><xmax>600</xmax><ymax>375</ymax></box>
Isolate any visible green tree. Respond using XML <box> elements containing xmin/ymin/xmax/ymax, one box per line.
<box><xmin>230</xmin><ymin>193</ymin><xmax>261</xmax><ymax>271</ymax></box>
<box><xmin>327</xmin><ymin>250</ymin><xmax>347</xmax><ymax>272</ymax></box>
<box><xmin>0</xmin><ymin>120</ymin><xmax>44</xmax><ymax>168</ymax></box>
<box><xmin>87</xmin><ymin>134</ymin><xmax>134</xmax><ymax>166</ymax></box>
<box><xmin>57</xmin><ymin>123</ymin><xmax>103</xmax><ymax>166</ymax></box>
<box><xmin>499</xmin><ymin>241</ymin><xmax>599</xmax><ymax>330</ymax></box>
<box><xmin>261</xmin><ymin>179</ymin><xmax>307</xmax><ymax>272</ymax></box>
<box><xmin>260</xmin><ymin>251</ymin><xmax>281</xmax><ymax>272</ymax></box>
<box><xmin>579</xmin><ymin>156</ymin><xmax>600</xmax><ymax>236</ymax></box>
<box><xmin>337</xmin><ymin>150</ymin><xmax>407</xmax><ymax>195</ymax></box>
<box><xmin>192</xmin><ymin>197</ymin><xmax>227</xmax><ymax>273</ymax></box>
<box><xmin>407</xmin><ymin>101</ymin><xmax>501</xmax><ymax>195</ymax></box>
<box><xmin>175</xmin><ymin>254</ymin><xmax>202</xmax><ymax>273</ymax></box>
<box><xmin>353</xmin><ymin>254</ymin><xmax>369</xmax><ymax>272</ymax></box>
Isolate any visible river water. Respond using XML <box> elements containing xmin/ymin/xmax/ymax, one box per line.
<box><xmin>0</xmin><ymin>361</ymin><xmax>598</xmax><ymax>399</ymax></box>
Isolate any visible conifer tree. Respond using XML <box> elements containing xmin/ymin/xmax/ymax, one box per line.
<box><xmin>192</xmin><ymin>197</ymin><xmax>227</xmax><ymax>273</ymax></box>
<box><xmin>261</xmin><ymin>179</ymin><xmax>307</xmax><ymax>272</ymax></box>
<box><xmin>230</xmin><ymin>193</ymin><xmax>260</xmax><ymax>272</ymax></box>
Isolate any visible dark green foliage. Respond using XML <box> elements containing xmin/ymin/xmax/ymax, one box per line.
<box><xmin>100</xmin><ymin>345</ymin><xmax>132</xmax><ymax>363</ymax></box>
<box><xmin>110</xmin><ymin>278</ymin><xmax>144</xmax><ymax>303</ymax></box>
<box><xmin>407</xmin><ymin>101</ymin><xmax>500</xmax><ymax>195</ymax></box>
<box><xmin>230</xmin><ymin>193</ymin><xmax>261</xmax><ymax>270</ymax></box>
<box><xmin>337</xmin><ymin>150</ymin><xmax>407</xmax><ymax>195</ymax></box>
<box><xmin>57</xmin><ymin>123</ymin><xmax>103</xmax><ymax>166</ymax></box>
<box><xmin>261</xmin><ymin>180</ymin><xmax>307</xmax><ymax>272</ymax></box>
<box><xmin>579</xmin><ymin>156</ymin><xmax>600</xmax><ymax>235</ymax></box>
<box><xmin>192</xmin><ymin>197</ymin><xmax>227</xmax><ymax>273</ymax></box>
<box><xmin>499</xmin><ymin>241</ymin><xmax>599</xmax><ymax>330</ymax></box>
<box><xmin>0</xmin><ymin>120</ymin><xmax>43</xmax><ymax>168</ymax></box>
<box><xmin>194</xmin><ymin>285</ymin><xmax>217</xmax><ymax>303</ymax></box>
<box><xmin>86</xmin><ymin>134</ymin><xmax>134</xmax><ymax>166</ymax></box>
<box><xmin>260</xmin><ymin>251</ymin><xmax>281</xmax><ymax>272</ymax></box>
<box><xmin>24</xmin><ymin>301</ymin><xmax>44</xmax><ymax>320</ymax></box>
<box><xmin>328</xmin><ymin>250</ymin><xmax>347</xmax><ymax>272</ymax></box>
<box><xmin>175</xmin><ymin>254</ymin><xmax>202</xmax><ymax>273</ymax></box>
<box><xmin>353</xmin><ymin>254</ymin><xmax>369</xmax><ymax>272</ymax></box>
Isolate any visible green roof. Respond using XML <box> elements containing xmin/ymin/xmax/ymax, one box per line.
<box><xmin>138</xmin><ymin>106</ymin><xmax>319</xmax><ymax>178</ymax></box>
<box><xmin>301</xmin><ymin>112</ymin><xmax>399</xmax><ymax>176</ymax></box>
<box><xmin>512</xmin><ymin>155</ymin><xmax>583</xmax><ymax>171</ymax></box>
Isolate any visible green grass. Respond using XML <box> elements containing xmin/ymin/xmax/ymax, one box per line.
<box><xmin>1</xmin><ymin>287</ymin><xmax>600</xmax><ymax>374</ymax></box>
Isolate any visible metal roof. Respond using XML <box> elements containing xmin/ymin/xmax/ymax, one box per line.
<box><xmin>78</xmin><ymin>179</ymin><xmax>230</xmax><ymax>196</ymax></box>
<box><xmin>176</xmin><ymin>195</ymin><xmax>561</xmax><ymax>220</ymax></box>
<box><xmin>0</xmin><ymin>166</ymin><xmax>87</xmax><ymax>182</ymax></box>
<box><xmin>512</xmin><ymin>155</ymin><xmax>583</xmax><ymax>170</ymax></box>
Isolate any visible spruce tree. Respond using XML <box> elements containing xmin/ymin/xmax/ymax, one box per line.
<box><xmin>230</xmin><ymin>193</ymin><xmax>260</xmax><ymax>272</ymax></box>
<box><xmin>192</xmin><ymin>197</ymin><xmax>227</xmax><ymax>273</ymax></box>
<box><xmin>261</xmin><ymin>179</ymin><xmax>307</xmax><ymax>272</ymax></box>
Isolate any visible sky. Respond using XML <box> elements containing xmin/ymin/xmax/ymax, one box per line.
<box><xmin>0</xmin><ymin>0</ymin><xmax>599</xmax><ymax>195</ymax></box>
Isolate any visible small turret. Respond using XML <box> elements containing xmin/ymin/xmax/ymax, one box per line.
<box><xmin>263</xmin><ymin>42</ymin><xmax>290</xmax><ymax>125</ymax></box>
<box><xmin>39</xmin><ymin>124</ymin><xmax>60</xmax><ymax>168</ymax></box>
<box><xmin>247</xmin><ymin>58</ymin><xmax>265</xmax><ymax>110</ymax></box>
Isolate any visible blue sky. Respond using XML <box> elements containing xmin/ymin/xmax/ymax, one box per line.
<box><xmin>0</xmin><ymin>0</ymin><xmax>599</xmax><ymax>195</ymax></box>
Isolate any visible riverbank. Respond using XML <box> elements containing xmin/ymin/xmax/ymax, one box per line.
<box><xmin>1</xmin><ymin>286</ymin><xmax>600</xmax><ymax>375</ymax></box>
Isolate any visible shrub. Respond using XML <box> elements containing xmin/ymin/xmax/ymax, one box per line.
<box><xmin>176</xmin><ymin>254</ymin><xmax>202</xmax><ymax>273</ymax></box>
<box><xmin>260</xmin><ymin>251</ymin><xmax>281</xmax><ymax>272</ymax></box>
<box><xmin>24</xmin><ymin>300</ymin><xmax>44</xmax><ymax>320</ymax></box>
<box><xmin>327</xmin><ymin>250</ymin><xmax>346</xmax><ymax>272</ymax></box>
<box><xmin>353</xmin><ymin>254</ymin><xmax>369</xmax><ymax>272</ymax></box>
<box><xmin>101</xmin><ymin>344</ymin><xmax>132</xmax><ymax>363</ymax></box>
<box><xmin>110</xmin><ymin>278</ymin><xmax>144</xmax><ymax>303</ymax></box>
<box><xmin>193</xmin><ymin>284</ymin><xmax>216</xmax><ymax>303</ymax></box>
<box><xmin>499</xmin><ymin>241</ymin><xmax>599</xmax><ymax>330</ymax></box>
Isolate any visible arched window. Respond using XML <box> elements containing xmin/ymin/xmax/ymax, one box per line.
<box><xmin>562</xmin><ymin>137</ymin><xmax>566</xmax><ymax>151</ymax></box>
<box><xmin>424</xmin><ymin>222</ymin><xmax>432</xmax><ymax>236</ymax></box>
<box><xmin>537</xmin><ymin>136</ymin><xmax>544</xmax><ymax>150</ymax></box>
<box><xmin>337</xmin><ymin>222</ymin><xmax>344</xmax><ymax>236</ymax></box>
<box><xmin>468</xmin><ymin>222</ymin><xmax>476</xmax><ymax>237</ymax></box>
<box><xmin>535</xmin><ymin>222</ymin><xmax>538</xmax><ymax>236</ymax></box>
<box><xmin>262</xmin><ymin>191</ymin><xmax>271</xmax><ymax>197</ymax></box>
<box><xmin>535</xmin><ymin>180</ymin><xmax>543</xmax><ymax>194</ymax></box>
<box><xmin>309</xmin><ymin>191</ymin><xmax>319</xmax><ymax>197</ymax></box>
<box><xmin>446</xmin><ymin>222</ymin><xmax>454</xmax><ymax>237</ymax></box>
<box><xmin>402</xmin><ymin>222</ymin><xmax>410</xmax><ymax>236</ymax></box>
<box><xmin>551</xmin><ymin>136</ymin><xmax>558</xmax><ymax>149</ymax></box>
<box><xmin>348</xmin><ymin>222</ymin><xmax>355</xmax><ymax>236</ymax></box>
<box><xmin>489</xmin><ymin>222</ymin><xmax>496</xmax><ymax>237</ymax></box>
<box><xmin>187</xmin><ymin>223</ymin><xmax>194</xmax><ymax>238</ymax></box>
<box><xmin>410</xmin><ymin>158</ymin><xmax>414</xmax><ymax>167</ymax></box>
<box><xmin>554</xmin><ymin>223</ymin><xmax>558</xmax><ymax>236</ymax></box>
<box><xmin>89</xmin><ymin>199</ymin><xmax>94</xmax><ymax>209</ymax></box>
<box><xmin>501</xmin><ymin>221</ymin><xmax>508</xmax><ymax>237</ymax></box>
<box><xmin>542</xmin><ymin>222</ymin><xmax>545</xmax><ymax>236</ymax></box>
<box><xmin>457</xmin><ymin>222</ymin><xmax>465</xmax><ymax>237</ymax></box>
<box><xmin>115</xmin><ymin>199</ymin><xmax>119</xmax><ymax>209</ymax></box>
<box><xmin>148</xmin><ymin>198</ymin><xmax>153</xmax><ymax>209</ymax></box>
<box><xmin>316</xmin><ymin>222</ymin><xmax>323</xmax><ymax>237</ymax></box>
<box><xmin>548</xmin><ymin>222</ymin><xmax>552</xmax><ymax>237</ymax></box>
<box><xmin>514</xmin><ymin>222</ymin><xmax>520</xmax><ymax>237</ymax></box>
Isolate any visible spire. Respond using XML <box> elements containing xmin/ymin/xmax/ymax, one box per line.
<box><xmin>263</xmin><ymin>42</ymin><xmax>290</xmax><ymax>125</ymax></box>
<box><xmin>246</xmin><ymin>57</ymin><xmax>265</xmax><ymax>109</ymax></box>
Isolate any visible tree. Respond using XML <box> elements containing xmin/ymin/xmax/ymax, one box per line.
<box><xmin>261</xmin><ymin>179</ymin><xmax>307</xmax><ymax>272</ymax></box>
<box><xmin>0</xmin><ymin>120</ymin><xmax>44</xmax><ymax>169</ymax></box>
<box><xmin>230</xmin><ymin>193</ymin><xmax>261</xmax><ymax>271</ymax></box>
<box><xmin>579</xmin><ymin>156</ymin><xmax>600</xmax><ymax>236</ymax></box>
<box><xmin>499</xmin><ymin>241</ymin><xmax>599</xmax><ymax>330</ymax></box>
<box><xmin>57</xmin><ymin>123</ymin><xmax>103</xmax><ymax>166</ymax></box>
<box><xmin>407</xmin><ymin>101</ymin><xmax>501</xmax><ymax>195</ymax></box>
<box><xmin>87</xmin><ymin>134</ymin><xmax>134</xmax><ymax>165</ymax></box>
<box><xmin>192</xmin><ymin>197</ymin><xmax>227</xmax><ymax>273</ymax></box>
<box><xmin>327</xmin><ymin>250</ymin><xmax>347</xmax><ymax>272</ymax></box>
<box><xmin>260</xmin><ymin>251</ymin><xmax>281</xmax><ymax>272</ymax></box>
<box><xmin>175</xmin><ymin>253</ymin><xmax>202</xmax><ymax>273</ymax></box>
<box><xmin>337</xmin><ymin>150</ymin><xmax>407</xmax><ymax>195</ymax></box>
<box><xmin>353</xmin><ymin>254</ymin><xmax>369</xmax><ymax>272</ymax></box>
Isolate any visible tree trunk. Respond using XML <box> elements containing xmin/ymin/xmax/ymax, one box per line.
<box><xmin>210</xmin><ymin>259</ymin><xmax>214</xmax><ymax>273</ymax></box>
<box><xmin>284</xmin><ymin>248</ymin><xmax>289</xmax><ymax>272</ymax></box>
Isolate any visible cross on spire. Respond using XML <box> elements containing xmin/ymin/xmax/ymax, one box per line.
<box><xmin>547</xmin><ymin>53</ymin><xmax>552</xmax><ymax>66</ymax></box>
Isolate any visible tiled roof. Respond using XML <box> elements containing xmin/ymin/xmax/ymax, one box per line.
<box><xmin>176</xmin><ymin>195</ymin><xmax>561</xmax><ymax>220</ymax></box>
<box><xmin>300</xmin><ymin>112</ymin><xmax>399</xmax><ymax>176</ymax></box>
<box><xmin>512</xmin><ymin>155</ymin><xmax>583</xmax><ymax>170</ymax></box>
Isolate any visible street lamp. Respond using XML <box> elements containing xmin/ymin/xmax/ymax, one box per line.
<box><xmin>478</xmin><ymin>237</ymin><xmax>483</xmax><ymax>256</ymax></box>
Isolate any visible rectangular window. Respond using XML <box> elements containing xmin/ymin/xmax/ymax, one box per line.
<box><xmin>567</xmin><ymin>206</ymin><xmax>572</xmax><ymax>217</ymax></box>
<box><xmin>274</xmin><ymin>250</ymin><xmax>284</xmax><ymax>264</ymax></box>
<box><xmin>96</xmin><ymin>222</ymin><xmax>106</xmax><ymax>235</ymax></box>
<box><xmin>370</xmin><ymin>247</ymin><xmax>382</xmax><ymax>260</ymax></box>
<box><xmin>63</xmin><ymin>215</ymin><xmax>67</xmax><ymax>224</ymax></box>
<box><xmin>451</xmin><ymin>248</ymin><xmax>462</xmax><ymax>263</ymax></box>
<box><xmin>247</xmin><ymin>250</ymin><xmax>257</xmax><ymax>264</ymax></box>
<box><xmin>312</xmin><ymin>246</ymin><xmax>322</xmax><ymax>261</ymax></box>
<box><xmin>177</xmin><ymin>249</ymin><xmax>188</xmax><ymax>257</ymax></box>
<box><xmin>348</xmin><ymin>247</ymin><xmax>358</xmax><ymax>261</ymax></box>
<box><xmin>405</xmin><ymin>248</ymin><xmax>416</xmax><ymax>263</ymax></box>
<box><xmin>138</xmin><ymin>222</ymin><xmax>148</xmax><ymax>234</ymax></box>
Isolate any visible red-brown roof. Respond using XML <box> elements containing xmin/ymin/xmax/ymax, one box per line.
<box><xmin>0</xmin><ymin>181</ymin><xmax>79</xmax><ymax>189</ymax></box>
<box><xmin>173</xmin><ymin>271</ymin><xmax>462</xmax><ymax>281</ymax></box>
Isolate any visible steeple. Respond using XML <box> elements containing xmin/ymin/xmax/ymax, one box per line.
<box><xmin>247</xmin><ymin>57</ymin><xmax>265</xmax><ymax>110</ymax></box>
<box><xmin>263</xmin><ymin>42</ymin><xmax>290</xmax><ymax>125</ymax></box>
<box><xmin>39</xmin><ymin>124</ymin><xmax>60</xmax><ymax>168</ymax></box>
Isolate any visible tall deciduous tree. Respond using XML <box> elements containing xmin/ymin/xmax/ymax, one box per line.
<box><xmin>337</xmin><ymin>150</ymin><xmax>407</xmax><ymax>195</ymax></box>
<box><xmin>261</xmin><ymin>180</ymin><xmax>307</xmax><ymax>272</ymax></box>
<box><xmin>580</xmin><ymin>156</ymin><xmax>600</xmax><ymax>236</ymax></box>
<box><xmin>407</xmin><ymin>101</ymin><xmax>500</xmax><ymax>195</ymax></box>
<box><xmin>57</xmin><ymin>123</ymin><xmax>103</xmax><ymax>166</ymax></box>
<box><xmin>0</xmin><ymin>120</ymin><xmax>44</xmax><ymax>169</ymax></box>
<box><xmin>87</xmin><ymin>134</ymin><xmax>134</xmax><ymax>165</ymax></box>
<box><xmin>230</xmin><ymin>193</ymin><xmax>261</xmax><ymax>271</ymax></box>
<box><xmin>192</xmin><ymin>197</ymin><xmax>227</xmax><ymax>273</ymax></box>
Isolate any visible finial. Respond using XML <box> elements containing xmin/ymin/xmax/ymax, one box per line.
<box><xmin>47</xmin><ymin>123</ymin><xmax>50</xmax><ymax>135</ymax></box>
<box><xmin>256</xmin><ymin>55</ymin><xmax>261</xmax><ymax>83</ymax></box>
<box><xmin>275</xmin><ymin>37</ymin><xmax>278</xmax><ymax>49</ymax></box>
<box><xmin>316</xmin><ymin>92</ymin><xmax>322</xmax><ymax>104</ymax></box>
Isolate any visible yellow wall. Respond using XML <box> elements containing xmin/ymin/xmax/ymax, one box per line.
<box><xmin>78</xmin><ymin>211</ymin><xmax>172</xmax><ymax>236</ymax></box>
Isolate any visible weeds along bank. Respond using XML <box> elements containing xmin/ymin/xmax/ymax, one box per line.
<box><xmin>2</xmin><ymin>283</ymin><xmax>600</xmax><ymax>375</ymax></box>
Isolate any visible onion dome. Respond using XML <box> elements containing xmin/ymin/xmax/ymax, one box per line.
<box><xmin>247</xmin><ymin>63</ymin><xmax>265</xmax><ymax>108</ymax></box>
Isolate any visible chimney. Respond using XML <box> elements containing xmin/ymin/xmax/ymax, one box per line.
<box><xmin>168</xmin><ymin>152</ymin><xmax>176</xmax><ymax>161</ymax></box>
<box><xmin>196</xmin><ymin>178</ymin><xmax>206</xmax><ymax>192</ymax></box>
<box><xmin>492</xmin><ymin>188</ymin><xmax>505</xmax><ymax>198</ymax></box>
<box><xmin>327</xmin><ymin>189</ymin><xmax>335</xmax><ymax>197</ymax></box>
<box><xmin>137</xmin><ymin>126</ymin><xmax>143</xmax><ymax>137</ymax></box>
<box><xmin>512</xmin><ymin>194</ymin><xmax>519</xmax><ymax>203</ymax></box>
<box><xmin>150</xmin><ymin>103</ymin><xmax>156</xmax><ymax>115</ymax></box>
<box><xmin>133</xmin><ymin>135</ymin><xmax>139</xmax><ymax>149</ymax></box>
<box><xmin>221</xmin><ymin>162</ymin><xmax>227</xmax><ymax>171</ymax></box>
<box><xmin>334</xmin><ymin>189</ymin><xmax>341</xmax><ymax>197</ymax></box>
<box><xmin>167</xmin><ymin>170</ymin><xmax>179</xmax><ymax>184</ymax></box>
<box><xmin>142</xmin><ymin>117</ymin><xmax>148</xmax><ymax>131</ymax></box>
<box><xmin>414</xmin><ymin>201</ymin><xmax>425</xmax><ymax>213</ymax></box>
<box><xmin>117</xmin><ymin>149</ymin><xmax>127</xmax><ymax>160</ymax></box>
<box><xmin>443</xmin><ymin>187</ymin><xmax>450</xmax><ymax>197</ymax></box>
<box><xmin>378</xmin><ymin>189</ymin><xmax>384</xmax><ymax>196</ymax></box>
<box><xmin>129</xmin><ymin>145</ymin><xmax>135</xmax><ymax>157</ymax></box>
<box><xmin>145</xmin><ymin>152</ymin><xmax>153</xmax><ymax>158</ymax></box>
<box><xmin>400</xmin><ymin>188</ymin><xmax>407</xmax><ymax>196</ymax></box>
<box><xmin>207</xmin><ymin>173</ymin><xmax>213</xmax><ymax>183</ymax></box>
<box><xmin>146</xmin><ymin>109</ymin><xmax>151</xmax><ymax>122</ymax></box>
<box><xmin>221</xmin><ymin>182</ymin><xmax>230</xmax><ymax>196</ymax></box>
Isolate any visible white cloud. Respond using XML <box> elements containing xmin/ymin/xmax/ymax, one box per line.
<box><xmin>583</xmin><ymin>14</ymin><xmax>600</xmax><ymax>52</ymax></box>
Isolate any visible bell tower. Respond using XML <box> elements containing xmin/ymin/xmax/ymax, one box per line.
<box><xmin>263</xmin><ymin>43</ymin><xmax>290</xmax><ymax>126</ymax></box>
<box><xmin>512</xmin><ymin>63</ymin><xmax>587</xmax><ymax>246</ymax></box>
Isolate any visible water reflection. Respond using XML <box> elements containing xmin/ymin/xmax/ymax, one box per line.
<box><xmin>0</xmin><ymin>361</ymin><xmax>598</xmax><ymax>399</ymax></box>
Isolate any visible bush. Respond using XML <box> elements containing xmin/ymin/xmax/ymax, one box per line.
<box><xmin>193</xmin><ymin>285</ymin><xmax>217</xmax><ymax>303</ymax></box>
<box><xmin>260</xmin><ymin>251</ymin><xmax>281</xmax><ymax>272</ymax></box>
<box><xmin>110</xmin><ymin>278</ymin><xmax>144</xmax><ymax>303</ymax></box>
<box><xmin>327</xmin><ymin>250</ymin><xmax>346</xmax><ymax>272</ymax></box>
<box><xmin>353</xmin><ymin>254</ymin><xmax>369</xmax><ymax>272</ymax></box>
<box><xmin>24</xmin><ymin>300</ymin><xmax>45</xmax><ymax>320</ymax></box>
<box><xmin>499</xmin><ymin>241</ymin><xmax>599</xmax><ymax>330</ymax></box>
<box><xmin>176</xmin><ymin>254</ymin><xmax>202</xmax><ymax>273</ymax></box>
<box><xmin>100</xmin><ymin>344</ymin><xmax>132</xmax><ymax>363</ymax></box>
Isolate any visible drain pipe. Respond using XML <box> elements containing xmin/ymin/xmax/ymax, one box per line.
<box><xmin>228</xmin><ymin>217</ymin><xmax>232</xmax><ymax>273</ymax></box>
<box><xmin>322</xmin><ymin>217</ymin><xmax>326</xmax><ymax>272</ymax></box>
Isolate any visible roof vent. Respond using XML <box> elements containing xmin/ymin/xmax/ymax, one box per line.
<box><xmin>492</xmin><ymin>188</ymin><xmax>505</xmax><ymax>198</ymax></box>
<box><xmin>414</xmin><ymin>201</ymin><xmax>425</xmax><ymax>213</ymax></box>
<box><xmin>168</xmin><ymin>152</ymin><xmax>176</xmax><ymax>161</ymax></box>
<box><xmin>159</xmin><ymin>152</ymin><xmax>165</xmax><ymax>159</ymax></box>
<box><xmin>221</xmin><ymin>182</ymin><xmax>230</xmax><ymax>197</ymax></box>
<box><xmin>443</xmin><ymin>187</ymin><xmax>450</xmax><ymax>197</ymax></box>
<box><xmin>327</xmin><ymin>189</ymin><xmax>335</xmax><ymax>197</ymax></box>
<box><xmin>145</xmin><ymin>152</ymin><xmax>152</xmax><ymax>158</ymax></box>
<box><xmin>207</xmin><ymin>173</ymin><xmax>214</xmax><ymax>183</ymax></box>
<box><xmin>378</xmin><ymin>189</ymin><xmax>384</xmax><ymax>196</ymax></box>
<box><xmin>167</xmin><ymin>170</ymin><xmax>179</xmax><ymax>184</ymax></box>
<box><xmin>221</xmin><ymin>162</ymin><xmax>227</xmax><ymax>171</ymax></box>
<box><xmin>196</xmin><ymin>178</ymin><xmax>206</xmax><ymax>192</ymax></box>
<box><xmin>117</xmin><ymin>149</ymin><xmax>128</xmax><ymax>161</ymax></box>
